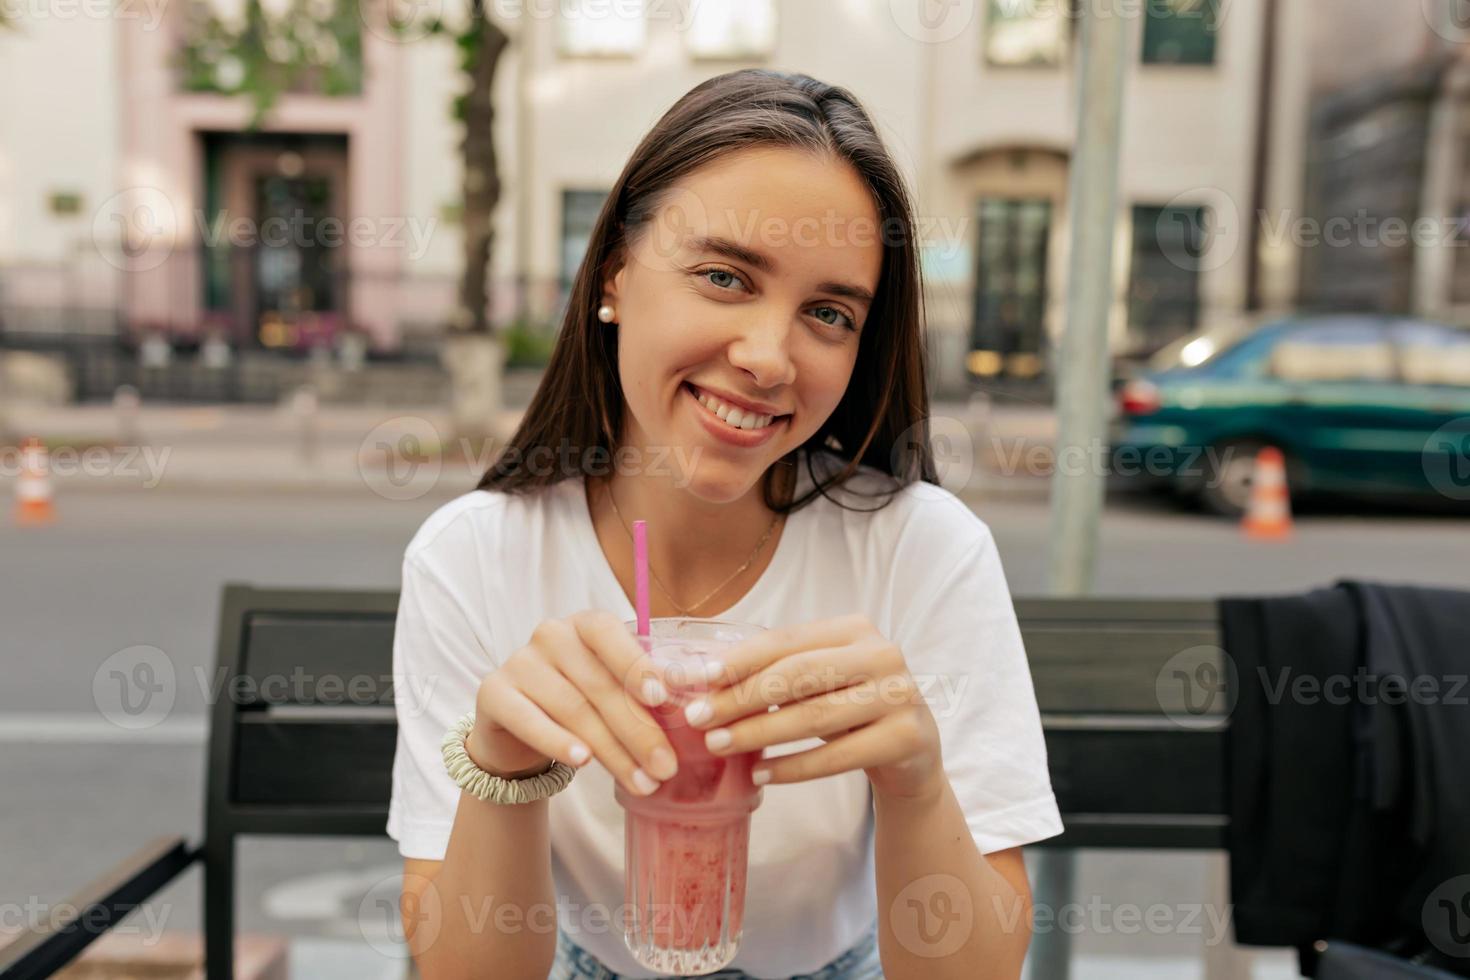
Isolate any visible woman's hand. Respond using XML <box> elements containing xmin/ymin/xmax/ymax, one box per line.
<box><xmin>468</xmin><ymin>610</ymin><xmax>681</xmax><ymax>797</ymax></box>
<box><xmin>680</xmin><ymin>613</ymin><xmax>946</xmax><ymax>801</ymax></box>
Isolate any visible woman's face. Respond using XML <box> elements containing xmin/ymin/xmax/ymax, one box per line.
<box><xmin>603</xmin><ymin>146</ymin><xmax>884</xmax><ymax>503</ymax></box>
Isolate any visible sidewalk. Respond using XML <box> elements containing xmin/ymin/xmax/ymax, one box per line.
<box><xmin>0</xmin><ymin>396</ymin><xmax>1060</xmax><ymax>499</ymax></box>
<box><xmin>0</xmin><ymin>402</ymin><xmax>519</xmax><ymax>497</ymax></box>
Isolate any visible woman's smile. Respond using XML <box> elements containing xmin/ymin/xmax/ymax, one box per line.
<box><xmin>682</xmin><ymin>381</ymin><xmax>790</xmax><ymax>448</ymax></box>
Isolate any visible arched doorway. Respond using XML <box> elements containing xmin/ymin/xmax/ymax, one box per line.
<box><xmin>952</xmin><ymin>146</ymin><xmax>1069</xmax><ymax>382</ymax></box>
<box><xmin>202</xmin><ymin>132</ymin><xmax>351</xmax><ymax>353</ymax></box>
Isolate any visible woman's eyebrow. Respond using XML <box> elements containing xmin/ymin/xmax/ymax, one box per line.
<box><xmin>688</xmin><ymin>234</ymin><xmax>876</xmax><ymax>306</ymax></box>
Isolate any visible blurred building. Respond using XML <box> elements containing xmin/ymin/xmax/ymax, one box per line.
<box><xmin>1297</xmin><ymin>0</ymin><xmax>1470</xmax><ymax>322</ymax></box>
<box><xmin>913</xmin><ymin>0</ymin><xmax>1309</xmax><ymax>389</ymax></box>
<box><xmin>0</xmin><ymin>0</ymin><xmax>1347</xmax><ymax>397</ymax></box>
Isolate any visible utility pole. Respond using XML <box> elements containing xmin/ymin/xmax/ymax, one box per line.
<box><xmin>1030</xmin><ymin>3</ymin><xmax>1129</xmax><ymax>979</ymax></box>
<box><xmin>1047</xmin><ymin>6</ymin><xmax>1128</xmax><ymax>595</ymax></box>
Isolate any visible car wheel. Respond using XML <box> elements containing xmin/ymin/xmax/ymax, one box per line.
<box><xmin>1196</xmin><ymin>439</ymin><xmax>1275</xmax><ymax>518</ymax></box>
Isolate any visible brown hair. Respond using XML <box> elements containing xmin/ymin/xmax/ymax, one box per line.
<box><xmin>476</xmin><ymin>68</ymin><xmax>939</xmax><ymax>513</ymax></box>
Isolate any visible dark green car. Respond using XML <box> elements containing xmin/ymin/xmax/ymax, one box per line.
<box><xmin>1109</xmin><ymin>316</ymin><xmax>1470</xmax><ymax>515</ymax></box>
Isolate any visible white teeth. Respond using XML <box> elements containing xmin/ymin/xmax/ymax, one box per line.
<box><xmin>693</xmin><ymin>387</ymin><xmax>776</xmax><ymax>431</ymax></box>
<box><xmin>743</xmin><ymin>413</ymin><xmax>772</xmax><ymax>430</ymax></box>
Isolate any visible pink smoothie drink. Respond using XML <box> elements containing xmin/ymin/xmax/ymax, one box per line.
<box><xmin>616</xmin><ymin>621</ymin><xmax>766</xmax><ymax>975</ymax></box>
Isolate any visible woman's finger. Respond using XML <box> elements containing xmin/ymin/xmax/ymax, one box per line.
<box><xmin>477</xmin><ymin>674</ymin><xmax>592</xmax><ymax>771</ymax></box>
<box><xmin>704</xmin><ymin>680</ymin><xmax>889</xmax><ymax>756</ymax></box>
<box><xmin>747</xmin><ymin>712</ymin><xmax>918</xmax><ymax>786</ymax></box>
<box><xmin>568</xmin><ymin>610</ymin><xmax>672</xmax><ymax>707</ymax></box>
<box><xmin>547</xmin><ymin>631</ymin><xmax>680</xmax><ymax>782</ymax></box>
<box><xmin>514</xmin><ymin>650</ymin><xmax>664</xmax><ymax>797</ymax></box>
<box><xmin>692</xmin><ymin>641</ymin><xmax>887</xmax><ymax>729</ymax></box>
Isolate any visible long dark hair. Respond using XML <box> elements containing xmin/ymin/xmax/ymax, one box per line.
<box><xmin>477</xmin><ymin>68</ymin><xmax>939</xmax><ymax>514</ymax></box>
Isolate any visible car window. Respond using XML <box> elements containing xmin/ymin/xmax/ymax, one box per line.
<box><xmin>1393</xmin><ymin>321</ymin><xmax>1470</xmax><ymax>387</ymax></box>
<box><xmin>1202</xmin><ymin>327</ymin><xmax>1282</xmax><ymax>378</ymax></box>
<box><xmin>1146</xmin><ymin>321</ymin><xmax>1252</xmax><ymax>372</ymax></box>
<box><xmin>1267</xmin><ymin>320</ymin><xmax>1396</xmax><ymax>383</ymax></box>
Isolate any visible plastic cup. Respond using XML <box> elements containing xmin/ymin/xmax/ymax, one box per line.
<box><xmin>616</xmin><ymin>617</ymin><xmax>766</xmax><ymax>975</ymax></box>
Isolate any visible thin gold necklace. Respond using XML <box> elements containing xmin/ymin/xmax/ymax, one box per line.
<box><xmin>602</xmin><ymin>480</ymin><xmax>783</xmax><ymax>617</ymax></box>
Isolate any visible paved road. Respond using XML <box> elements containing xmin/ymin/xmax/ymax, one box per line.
<box><xmin>3</xmin><ymin>485</ymin><xmax>1465</xmax><ymax>978</ymax></box>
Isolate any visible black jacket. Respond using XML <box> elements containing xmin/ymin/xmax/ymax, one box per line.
<box><xmin>1221</xmin><ymin>581</ymin><xmax>1470</xmax><ymax>977</ymax></box>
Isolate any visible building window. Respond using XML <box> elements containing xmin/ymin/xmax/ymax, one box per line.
<box><xmin>970</xmin><ymin>198</ymin><xmax>1052</xmax><ymax>378</ymax></box>
<box><xmin>561</xmin><ymin>189</ymin><xmax>610</xmax><ymax>302</ymax></box>
<box><xmin>984</xmin><ymin>0</ymin><xmax>1072</xmax><ymax>67</ymax></box>
<box><xmin>559</xmin><ymin>0</ymin><xmax>645</xmax><ymax>57</ymax></box>
<box><xmin>685</xmin><ymin>0</ymin><xmax>776</xmax><ymax>59</ymax></box>
<box><xmin>1141</xmin><ymin>0</ymin><xmax>1221</xmax><ymax>66</ymax></box>
<box><xmin>1452</xmin><ymin>166</ymin><xmax>1470</xmax><ymax>305</ymax></box>
<box><xmin>1128</xmin><ymin>204</ymin><xmax>1205</xmax><ymax>352</ymax></box>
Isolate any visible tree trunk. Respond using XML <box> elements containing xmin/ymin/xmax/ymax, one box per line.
<box><xmin>445</xmin><ymin>0</ymin><xmax>510</xmax><ymax>441</ymax></box>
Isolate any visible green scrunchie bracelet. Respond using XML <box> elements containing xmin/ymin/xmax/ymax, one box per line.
<box><xmin>441</xmin><ymin>712</ymin><xmax>578</xmax><ymax>805</ymax></box>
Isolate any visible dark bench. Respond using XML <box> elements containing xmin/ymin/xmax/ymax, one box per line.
<box><xmin>0</xmin><ymin>585</ymin><xmax>1226</xmax><ymax>980</ymax></box>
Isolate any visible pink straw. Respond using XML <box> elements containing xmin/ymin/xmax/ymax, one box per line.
<box><xmin>632</xmin><ymin>519</ymin><xmax>651</xmax><ymax>637</ymax></box>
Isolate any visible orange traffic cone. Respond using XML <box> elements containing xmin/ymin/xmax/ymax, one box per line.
<box><xmin>1242</xmin><ymin>446</ymin><xmax>1291</xmax><ymax>539</ymax></box>
<box><xmin>13</xmin><ymin>436</ymin><xmax>56</xmax><ymax>526</ymax></box>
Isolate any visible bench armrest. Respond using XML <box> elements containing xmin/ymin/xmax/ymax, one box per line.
<box><xmin>0</xmin><ymin>835</ymin><xmax>200</xmax><ymax>980</ymax></box>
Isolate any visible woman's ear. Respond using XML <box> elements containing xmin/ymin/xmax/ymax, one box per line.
<box><xmin>600</xmin><ymin>261</ymin><xmax>627</xmax><ymax>314</ymax></box>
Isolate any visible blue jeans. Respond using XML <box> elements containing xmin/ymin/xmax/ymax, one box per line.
<box><xmin>548</xmin><ymin>921</ymin><xmax>885</xmax><ymax>979</ymax></box>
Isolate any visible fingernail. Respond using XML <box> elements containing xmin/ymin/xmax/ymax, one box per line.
<box><xmin>649</xmin><ymin>747</ymin><xmax>678</xmax><ymax>780</ymax></box>
<box><xmin>631</xmin><ymin>768</ymin><xmax>660</xmax><ymax>795</ymax></box>
<box><xmin>684</xmin><ymin>698</ymin><xmax>713</xmax><ymax>727</ymax></box>
<box><xmin>702</xmin><ymin>659</ymin><xmax>726</xmax><ymax>682</ymax></box>
<box><xmin>641</xmin><ymin>677</ymin><xmax>668</xmax><ymax>706</ymax></box>
<box><xmin>752</xmin><ymin>768</ymin><xmax>771</xmax><ymax>786</ymax></box>
<box><xmin>704</xmin><ymin>728</ymin><xmax>731</xmax><ymax>752</ymax></box>
<box><xmin>568</xmin><ymin>744</ymin><xmax>590</xmax><ymax>766</ymax></box>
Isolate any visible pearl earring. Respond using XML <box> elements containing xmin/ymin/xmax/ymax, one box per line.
<box><xmin>597</xmin><ymin>304</ymin><xmax>616</xmax><ymax>324</ymax></box>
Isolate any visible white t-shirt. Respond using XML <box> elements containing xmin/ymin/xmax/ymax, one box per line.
<box><xmin>386</xmin><ymin>454</ymin><xmax>1063</xmax><ymax>978</ymax></box>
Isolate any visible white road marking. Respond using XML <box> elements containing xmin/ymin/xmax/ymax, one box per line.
<box><xmin>0</xmin><ymin>712</ymin><xmax>207</xmax><ymax>743</ymax></box>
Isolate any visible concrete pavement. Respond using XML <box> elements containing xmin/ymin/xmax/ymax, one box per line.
<box><xmin>0</xmin><ymin>394</ymin><xmax>1062</xmax><ymax>498</ymax></box>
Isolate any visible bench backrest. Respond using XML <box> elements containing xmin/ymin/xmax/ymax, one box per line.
<box><xmin>207</xmin><ymin>585</ymin><xmax>1227</xmax><ymax>850</ymax></box>
<box><xmin>1015</xmin><ymin>597</ymin><xmax>1225</xmax><ymax>848</ymax></box>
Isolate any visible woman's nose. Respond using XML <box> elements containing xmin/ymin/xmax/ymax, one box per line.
<box><xmin>726</xmin><ymin>315</ymin><xmax>796</xmax><ymax>390</ymax></box>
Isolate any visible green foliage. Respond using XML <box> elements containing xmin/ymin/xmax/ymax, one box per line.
<box><xmin>500</xmin><ymin>316</ymin><xmax>559</xmax><ymax>368</ymax></box>
<box><xmin>450</xmin><ymin>18</ymin><xmax>488</xmax><ymax>122</ymax></box>
<box><xmin>175</xmin><ymin>0</ymin><xmax>365</xmax><ymax>127</ymax></box>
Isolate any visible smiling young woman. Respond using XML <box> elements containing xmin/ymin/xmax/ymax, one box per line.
<box><xmin>387</xmin><ymin>69</ymin><xmax>1062</xmax><ymax>980</ymax></box>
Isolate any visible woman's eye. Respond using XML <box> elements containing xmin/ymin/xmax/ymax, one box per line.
<box><xmin>695</xmin><ymin>267</ymin><xmax>857</xmax><ymax>333</ymax></box>
<box><xmin>811</xmin><ymin>306</ymin><xmax>857</xmax><ymax>332</ymax></box>
<box><xmin>700</xmin><ymin>268</ymin><xmax>747</xmax><ymax>292</ymax></box>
